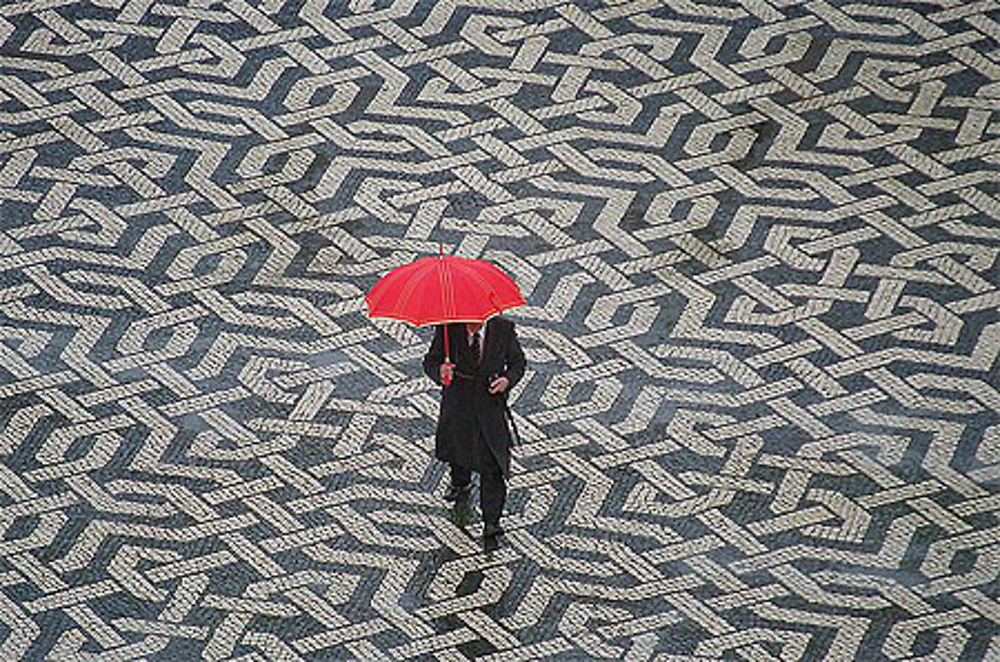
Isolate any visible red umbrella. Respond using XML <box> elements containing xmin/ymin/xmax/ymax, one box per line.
<box><xmin>365</xmin><ymin>251</ymin><xmax>525</xmax><ymax>382</ymax></box>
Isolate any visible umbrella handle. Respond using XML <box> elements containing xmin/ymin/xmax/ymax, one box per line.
<box><xmin>442</xmin><ymin>324</ymin><xmax>452</xmax><ymax>386</ymax></box>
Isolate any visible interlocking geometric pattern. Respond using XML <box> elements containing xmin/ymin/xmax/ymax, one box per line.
<box><xmin>3</xmin><ymin>0</ymin><xmax>1000</xmax><ymax>659</ymax></box>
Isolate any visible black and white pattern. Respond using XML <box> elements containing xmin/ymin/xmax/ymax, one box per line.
<box><xmin>2</xmin><ymin>0</ymin><xmax>1000</xmax><ymax>659</ymax></box>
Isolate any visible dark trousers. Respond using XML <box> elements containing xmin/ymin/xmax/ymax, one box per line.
<box><xmin>450</xmin><ymin>460</ymin><xmax>506</xmax><ymax>525</ymax></box>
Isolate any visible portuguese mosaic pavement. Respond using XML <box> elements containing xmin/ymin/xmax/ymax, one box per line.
<box><xmin>2</xmin><ymin>0</ymin><xmax>1000</xmax><ymax>659</ymax></box>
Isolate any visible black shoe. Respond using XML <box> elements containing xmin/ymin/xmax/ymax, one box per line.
<box><xmin>483</xmin><ymin>521</ymin><xmax>503</xmax><ymax>538</ymax></box>
<box><xmin>444</xmin><ymin>483</ymin><xmax>471</xmax><ymax>501</ymax></box>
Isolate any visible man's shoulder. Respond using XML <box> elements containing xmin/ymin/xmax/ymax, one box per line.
<box><xmin>489</xmin><ymin>316</ymin><xmax>516</xmax><ymax>333</ymax></box>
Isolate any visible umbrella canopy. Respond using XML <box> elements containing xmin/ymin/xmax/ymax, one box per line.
<box><xmin>365</xmin><ymin>253</ymin><xmax>525</xmax><ymax>382</ymax></box>
<box><xmin>365</xmin><ymin>254</ymin><xmax>525</xmax><ymax>327</ymax></box>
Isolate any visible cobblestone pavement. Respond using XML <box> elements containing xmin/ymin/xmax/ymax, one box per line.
<box><xmin>2</xmin><ymin>1</ymin><xmax>1000</xmax><ymax>660</ymax></box>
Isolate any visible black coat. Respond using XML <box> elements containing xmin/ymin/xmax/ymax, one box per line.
<box><xmin>422</xmin><ymin>317</ymin><xmax>526</xmax><ymax>476</ymax></box>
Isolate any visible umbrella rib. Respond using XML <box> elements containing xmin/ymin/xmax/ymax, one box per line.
<box><xmin>439</xmin><ymin>254</ymin><xmax>454</xmax><ymax>324</ymax></box>
<box><xmin>393</xmin><ymin>264</ymin><xmax>424</xmax><ymax>320</ymax></box>
<box><xmin>454</xmin><ymin>260</ymin><xmax>523</xmax><ymax>316</ymax></box>
<box><xmin>368</xmin><ymin>261</ymin><xmax>418</xmax><ymax>319</ymax></box>
<box><xmin>456</xmin><ymin>262</ymin><xmax>494</xmax><ymax>316</ymax></box>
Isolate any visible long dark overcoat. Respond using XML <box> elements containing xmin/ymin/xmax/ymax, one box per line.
<box><xmin>422</xmin><ymin>316</ymin><xmax>525</xmax><ymax>477</ymax></box>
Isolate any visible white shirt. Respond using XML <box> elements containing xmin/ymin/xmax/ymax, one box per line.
<box><xmin>468</xmin><ymin>324</ymin><xmax>485</xmax><ymax>354</ymax></box>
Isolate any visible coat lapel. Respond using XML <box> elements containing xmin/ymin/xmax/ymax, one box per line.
<box><xmin>451</xmin><ymin>324</ymin><xmax>469</xmax><ymax>369</ymax></box>
<box><xmin>452</xmin><ymin>318</ymin><xmax>506</xmax><ymax>375</ymax></box>
<box><xmin>482</xmin><ymin>318</ymin><xmax>502</xmax><ymax>369</ymax></box>
<box><xmin>454</xmin><ymin>323</ymin><xmax>479</xmax><ymax>374</ymax></box>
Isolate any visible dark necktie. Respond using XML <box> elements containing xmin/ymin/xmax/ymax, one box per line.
<box><xmin>471</xmin><ymin>331</ymin><xmax>481</xmax><ymax>365</ymax></box>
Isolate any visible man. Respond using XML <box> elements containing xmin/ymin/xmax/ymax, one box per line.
<box><xmin>423</xmin><ymin>315</ymin><xmax>525</xmax><ymax>541</ymax></box>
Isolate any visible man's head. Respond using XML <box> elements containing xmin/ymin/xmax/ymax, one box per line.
<box><xmin>466</xmin><ymin>322</ymin><xmax>483</xmax><ymax>333</ymax></box>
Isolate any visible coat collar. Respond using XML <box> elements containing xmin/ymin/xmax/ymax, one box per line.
<box><xmin>450</xmin><ymin>318</ymin><xmax>504</xmax><ymax>370</ymax></box>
